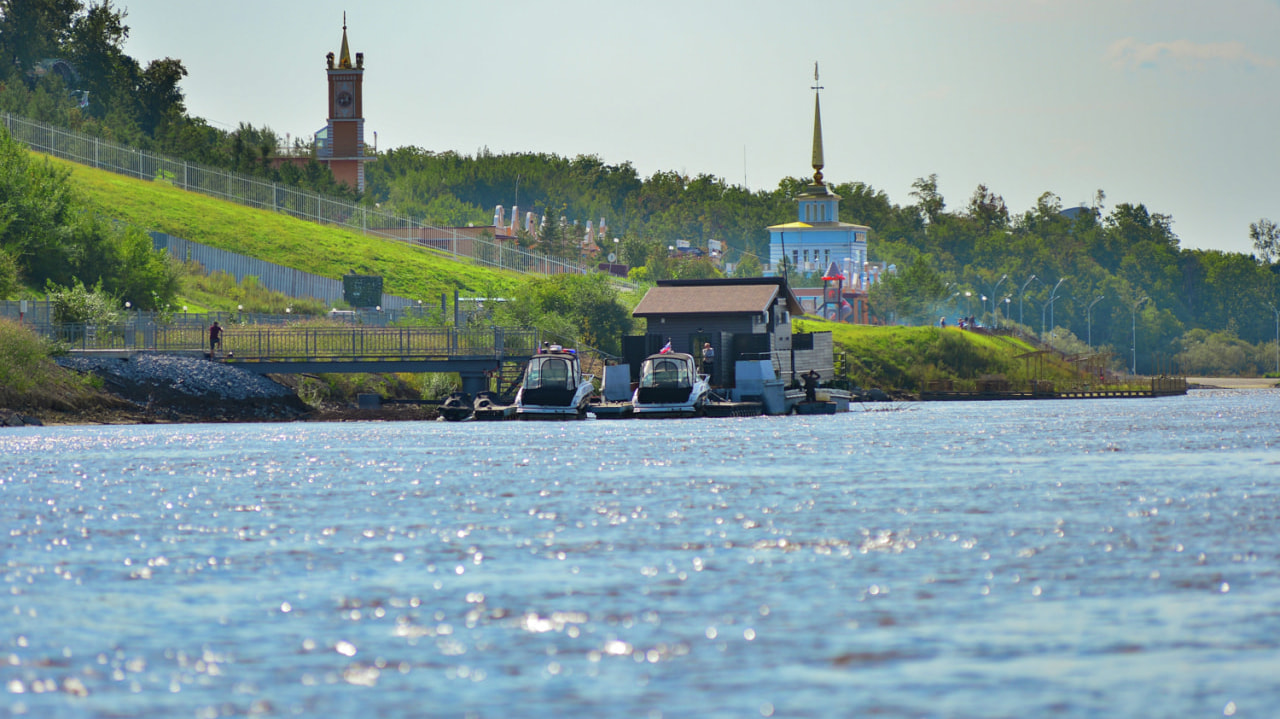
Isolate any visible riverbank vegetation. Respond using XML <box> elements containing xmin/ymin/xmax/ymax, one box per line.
<box><xmin>0</xmin><ymin>318</ymin><xmax>111</xmax><ymax>414</ymax></box>
<box><xmin>797</xmin><ymin>318</ymin><xmax>1107</xmax><ymax>393</ymax></box>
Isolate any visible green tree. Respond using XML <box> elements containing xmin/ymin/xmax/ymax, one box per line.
<box><xmin>0</xmin><ymin>0</ymin><xmax>80</xmax><ymax>73</ymax></box>
<box><xmin>909</xmin><ymin>173</ymin><xmax>945</xmax><ymax>226</ymax></box>
<box><xmin>965</xmin><ymin>183</ymin><xmax>1008</xmax><ymax>233</ymax></box>
<box><xmin>869</xmin><ymin>255</ymin><xmax>946</xmax><ymax>325</ymax></box>
<box><xmin>733</xmin><ymin>252</ymin><xmax>762</xmax><ymax>278</ymax></box>
<box><xmin>0</xmin><ymin>246</ymin><xmax>19</xmax><ymax>298</ymax></box>
<box><xmin>66</xmin><ymin>0</ymin><xmax>133</xmax><ymax>118</ymax></box>
<box><xmin>495</xmin><ymin>273</ymin><xmax>634</xmax><ymax>354</ymax></box>
<box><xmin>1249</xmin><ymin>218</ymin><xmax>1278</xmax><ymax>265</ymax></box>
<box><xmin>0</xmin><ymin>127</ymin><xmax>78</xmax><ymax>285</ymax></box>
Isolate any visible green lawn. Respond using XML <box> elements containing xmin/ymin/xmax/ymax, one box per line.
<box><xmin>42</xmin><ymin>153</ymin><xmax>522</xmax><ymax>302</ymax></box>
<box><xmin>796</xmin><ymin>318</ymin><xmax>1094</xmax><ymax>392</ymax></box>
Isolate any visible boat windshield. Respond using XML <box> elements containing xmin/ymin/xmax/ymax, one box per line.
<box><xmin>639</xmin><ymin>356</ymin><xmax>692</xmax><ymax>388</ymax></box>
<box><xmin>524</xmin><ymin>355</ymin><xmax>578</xmax><ymax>390</ymax></box>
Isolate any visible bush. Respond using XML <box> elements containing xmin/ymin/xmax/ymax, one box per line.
<box><xmin>46</xmin><ymin>279</ymin><xmax>119</xmax><ymax>325</ymax></box>
<box><xmin>0</xmin><ymin>318</ymin><xmax>50</xmax><ymax>397</ymax></box>
<box><xmin>0</xmin><ymin>318</ymin><xmax>97</xmax><ymax>410</ymax></box>
<box><xmin>1173</xmin><ymin>329</ymin><xmax>1271</xmax><ymax>376</ymax></box>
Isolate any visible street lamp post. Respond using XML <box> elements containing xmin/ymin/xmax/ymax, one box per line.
<box><xmin>1042</xmin><ymin>277</ymin><xmax>1067</xmax><ymax>336</ymax></box>
<box><xmin>977</xmin><ymin>273</ymin><xmax>1008</xmax><ymax>327</ymax></box>
<box><xmin>1018</xmin><ymin>274</ymin><xmax>1039</xmax><ymax>327</ymax></box>
<box><xmin>1131</xmin><ymin>296</ymin><xmax>1148</xmax><ymax>375</ymax></box>
<box><xmin>980</xmin><ymin>295</ymin><xmax>988</xmax><ymax>325</ymax></box>
<box><xmin>985</xmin><ymin>274</ymin><xmax>1008</xmax><ymax>327</ymax></box>
<box><xmin>964</xmin><ymin>291</ymin><xmax>972</xmax><ymax>317</ymax></box>
<box><xmin>1002</xmin><ymin>296</ymin><xmax>1011</xmax><ymax>326</ymax></box>
<box><xmin>1086</xmin><ymin>295</ymin><xmax>1104</xmax><ymax>346</ymax></box>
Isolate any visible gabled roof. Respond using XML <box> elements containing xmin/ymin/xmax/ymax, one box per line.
<box><xmin>632</xmin><ymin>277</ymin><xmax>804</xmax><ymax>317</ymax></box>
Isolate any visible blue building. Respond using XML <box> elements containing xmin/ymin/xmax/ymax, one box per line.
<box><xmin>767</xmin><ymin>67</ymin><xmax>874</xmax><ymax>293</ymax></box>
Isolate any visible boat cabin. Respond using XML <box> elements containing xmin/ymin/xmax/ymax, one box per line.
<box><xmin>636</xmin><ymin>352</ymin><xmax>700</xmax><ymax>404</ymax></box>
<box><xmin>520</xmin><ymin>350</ymin><xmax>584</xmax><ymax>406</ymax></box>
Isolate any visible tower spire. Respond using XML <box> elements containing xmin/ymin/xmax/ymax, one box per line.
<box><xmin>811</xmin><ymin>62</ymin><xmax>825</xmax><ymax>187</ymax></box>
<box><xmin>338</xmin><ymin>13</ymin><xmax>352</xmax><ymax>69</ymax></box>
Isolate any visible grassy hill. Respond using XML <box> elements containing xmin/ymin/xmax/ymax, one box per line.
<box><xmin>16</xmin><ymin>149</ymin><xmax>1101</xmax><ymax>404</ymax></box>
<box><xmin>40</xmin><ymin>153</ymin><xmax>522</xmax><ymax>303</ymax></box>
<box><xmin>796</xmin><ymin>318</ymin><xmax>1099</xmax><ymax>393</ymax></box>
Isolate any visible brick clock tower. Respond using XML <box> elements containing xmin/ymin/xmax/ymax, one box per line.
<box><xmin>321</xmin><ymin>17</ymin><xmax>371</xmax><ymax>192</ymax></box>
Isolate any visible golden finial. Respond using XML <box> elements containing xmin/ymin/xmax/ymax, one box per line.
<box><xmin>338</xmin><ymin>13</ymin><xmax>352</xmax><ymax>69</ymax></box>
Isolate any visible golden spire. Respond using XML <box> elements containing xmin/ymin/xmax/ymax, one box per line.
<box><xmin>338</xmin><ymin>13</ymin><xmax>352</xmax><ymax>69</ymax></box>
<box><xmin>811</xmin><ymin>62</ymin><xmax>825</xmax><ymax>187</ymax></box>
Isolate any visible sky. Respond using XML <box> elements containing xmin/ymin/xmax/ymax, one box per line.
<box><xmin>118</xmin><ymin>0</ymin><xmax>1280</xmax><ymax>255</ymax></box>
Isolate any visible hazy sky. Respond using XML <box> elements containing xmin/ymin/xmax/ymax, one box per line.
<box><xmin>118</xmin><ymin>0</ymin><xmax>1279</xmax><ymax>255</ymax></box>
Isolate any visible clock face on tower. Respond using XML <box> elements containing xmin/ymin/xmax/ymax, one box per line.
<box><xmin>333</xmin><ymin>81</ymin><xmax>354</xmax><ymax>118</ymax></box>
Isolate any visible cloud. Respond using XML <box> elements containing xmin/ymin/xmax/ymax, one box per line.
<box><xmin>1107</xmin><ymin>38</ymin><xmax>1278</xmax><ymax>70</ymax></box>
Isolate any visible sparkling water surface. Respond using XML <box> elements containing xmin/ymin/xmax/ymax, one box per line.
<box><xmin>3</xmin><ymin>390</ymin><xmax>1279</xmax><ymax>718</ymax></box>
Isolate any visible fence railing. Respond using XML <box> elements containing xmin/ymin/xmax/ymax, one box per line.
<box><xmin>4</xmin><ymin>112</ymin><xmax>592</xmax><ymax>278</ymax></box>
<box><xmin>1</xmin><ymin>305</ymin><xmax>439</xmax><ymax>330</ymax></box>
<box><xmin>44</xmin><ymin>323</ymin><xmax>539</xmax><ymax>360</ymax></box>
<box><xmin>150</xmin><ymin>232</ymin><xmax>418</xmax><ymax>309</ymax></box>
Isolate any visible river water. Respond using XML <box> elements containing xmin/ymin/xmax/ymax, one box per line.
<box><xmin>3</xmin><ymin>389</ymin><xmax>1278</xmax><ymax>718</ymax></box>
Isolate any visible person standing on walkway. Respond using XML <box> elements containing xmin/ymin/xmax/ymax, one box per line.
<box><xmin>209</xmin><ymin>321</ymin><xmax>223</xmax><ymax>356</ymax></box>
<box><xmin>701</xmin><ymin>342</ymin><xmax>715</xmax><ymax>379</ymax></box>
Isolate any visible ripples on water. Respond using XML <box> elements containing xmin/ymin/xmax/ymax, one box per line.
<box><xmin>2</xmin><ymin>390</ymin><xmax>1279</xmax><ymax>718</ymax></box>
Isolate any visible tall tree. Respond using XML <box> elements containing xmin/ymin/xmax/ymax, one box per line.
<box><xmin>0</xmin><ymin>0</ymin><xmax>80</xmax><ymax>71</ymax></box>
<box><xmin>1248</xmin><ymin>218</ymin><xmax>1278</xmax><ymax>265</ymax></box>
<box><xmin>67</xmin><ymin>0</ymin><xmax>133</xmax><ymax>117</ymax></box>
<box><xmin>909</xmin><ymin>173</ymin><xmax>945</xmax><ymax>226</ymax></box>
<box><xmin>965</xmin><ymin>183</ymin><xmax>1008</xmax><ymax>232</ymax></box>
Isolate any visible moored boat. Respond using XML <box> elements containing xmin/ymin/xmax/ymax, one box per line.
<box><xmin>514</xmin><ymin>347</ymin><xmax>595</xmax><ymax>419</ymax></box>
<box><xmin>472</xmin><ymin>391</ymin><xmax>516</xmax><ymax>421</ymax></box>
<box><xmin>438</xmin><ymin>391</ymin><xmax>473</xmax><ymax>421</ymax></box>
<box><xmin>630</xmin><ymin>352</ymin><xmax>709</xmax><ymax>418</ymax></box>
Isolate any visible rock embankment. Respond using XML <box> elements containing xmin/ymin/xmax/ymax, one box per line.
<box><xmin>55</xmin><ymin>354</ymin><xmax>310</xmax><ymax>423</ymax></box>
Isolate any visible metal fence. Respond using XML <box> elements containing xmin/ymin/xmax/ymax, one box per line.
<box><xmin>0</xmin><ymin>305</ymin><xmax>451</xmax><ymax>338</ymax></box>
<box><xmin>34</xmin><ymin>322</ymin><xmax>539</xmax><ymax>359</ymax></box>
<box><xmin>150</xmin><ymin>232</ymin><xmax>416</xmax><ymax>309</ymax></box>
<box><xmin>4</xmin><ymin>112</ymin><xmax>590</xmax><ymax>277</ymax></box>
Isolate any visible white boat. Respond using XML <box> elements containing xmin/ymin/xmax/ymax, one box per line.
<box><xmin>514</xmin><ymin>347</ymin><xmax>595</xmax><ymax>419</ymax></box>
<box><xmin>630</xmin><ymin>352</ymin><xmax>710</xmax><ymax>418</ymax></box>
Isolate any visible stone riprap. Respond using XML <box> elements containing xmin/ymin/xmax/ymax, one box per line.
<box><xmin>56</xmin><ymin>354</ymin><xmax>309</xmax><ymax>421</ymax></box>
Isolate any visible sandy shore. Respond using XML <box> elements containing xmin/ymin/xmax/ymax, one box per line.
<box><xmin>1187</xmin><ymin>377</ymin><xmax>1280</xmax><ymax>390</ymax></box>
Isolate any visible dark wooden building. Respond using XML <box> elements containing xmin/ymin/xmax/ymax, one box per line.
<box><xmin>628</xmin><ymin>277</ymin><xmax>834</xmax><ymax>386</ymax></box>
